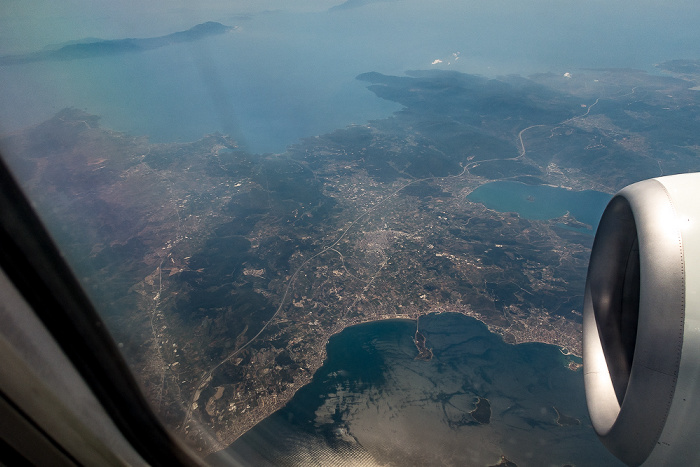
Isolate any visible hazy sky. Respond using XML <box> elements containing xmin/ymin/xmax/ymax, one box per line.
<box><xmin>0</xmin><ymin>0</ymin><xmax>339</xmax><ymax>53</ymax></box>
<box><xmin>3</xmin><ymin>0</ymin><xmax>700</xmax><ymax>58</ymax></box>
<box><xmin>3</xmin><ymin>0</ymin><xmax>700</xmax><ymax>150</ymax></box>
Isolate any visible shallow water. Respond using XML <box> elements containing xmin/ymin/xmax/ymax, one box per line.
<box><xmin>210</xmin><ymin>313</ymin><xmax>622</xmax><ymax>466</ymax></box>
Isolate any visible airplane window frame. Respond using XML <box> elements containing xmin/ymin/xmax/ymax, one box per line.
<box><xmin>0</xmin><ymin>155</ymin><xmax>203</xmax><ymax>467</ymax></box>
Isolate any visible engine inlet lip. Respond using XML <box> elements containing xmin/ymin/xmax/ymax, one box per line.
<box><xmin>583</xmin><ymin>178</ymin><xmax>685</xmax><ymax>466</ymax></box>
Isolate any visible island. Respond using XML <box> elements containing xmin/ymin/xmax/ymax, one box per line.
<box><xmin>470</xmin><ymin>397</ymin><xmax>492</xmax><ymax>424</ymax></box>
<box><xmin>489</xmin><ymin>456</ymin><xmax>518</xmax><ymax>467</ymax></box>
<box><xmin>554</xmin><ymin>406</ymin><xmax>581</xmax><ymax>426</ymax></box>
<box><xmin>414</xmin><ymin>329</ymin><xmax>433</xmax><ymax>360</ymax></box>
<box><xmin>0</xmin><ymin>22</ymin><xmax>235</xmax><ymax>65</ymax></box>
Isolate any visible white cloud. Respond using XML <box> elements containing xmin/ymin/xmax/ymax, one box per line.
<box><xmin>432</xmin><ymin>59</ymin><xmax>443</xmax><ymax>65</ymax></box>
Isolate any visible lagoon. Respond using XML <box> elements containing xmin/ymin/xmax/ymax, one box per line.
<box><xmin>468</xmin><ymin>181</ymin><xmax>612</xmax><ymax>232</ymax></box>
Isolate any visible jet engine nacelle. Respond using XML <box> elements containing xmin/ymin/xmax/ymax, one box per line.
<box><xmin>584</xmin><ymin>173</ymin><xmax>700</xmax><ymax>466</ymax></box>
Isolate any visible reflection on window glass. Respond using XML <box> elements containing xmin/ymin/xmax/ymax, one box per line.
<box><xmin>2</xmin><ymin>1</ymin><xmax>700</xmax><ymax>465</ymax></box>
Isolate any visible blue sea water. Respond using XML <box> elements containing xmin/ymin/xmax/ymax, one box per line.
<box><xmin>468</xmin><ymin>181</ymin><xmax>612</xmax><ymax>233</ymax></box>
<box><xmin>3</xmin><ymin>1</ymin><xmax>700</xmax><ymax>152</ymax></box>
<box><xmin>0</xmin><ymin>30</ymin><xmax>400</xmax><ymax>153</ymax></box>
<box><xmin>209</xmin><ymin>314</ymin><xmax>622</xmax><ymax>466</ymax></box>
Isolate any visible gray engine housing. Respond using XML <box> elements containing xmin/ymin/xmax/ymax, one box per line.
<box><xmin>584</xmin><ymin>173</ymin><xmax>700</xmax><ymax>466</ymax></box>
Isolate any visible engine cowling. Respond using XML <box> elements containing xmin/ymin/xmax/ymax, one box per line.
<box><xmin>583</xmin><ymin>173</ymin><xmax>700</xmax><ymax>466</ymax></box>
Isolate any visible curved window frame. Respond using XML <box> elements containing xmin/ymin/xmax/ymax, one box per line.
<box><xmin>0</xmin><ymin>155</ymin><xmax>202</xmax><ymax>466</ymax></box>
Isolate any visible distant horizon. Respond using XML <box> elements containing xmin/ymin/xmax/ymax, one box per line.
<box><xmin>2</xmin><ymin>1</ymin><xmax>700</xmax><ymax>151</ymax></box>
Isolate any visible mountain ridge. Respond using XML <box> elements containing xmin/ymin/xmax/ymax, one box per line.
<box><xmin>0</xmin><ymin>21</ymin><xmax>234</xmax><ymax>66</ymax></box>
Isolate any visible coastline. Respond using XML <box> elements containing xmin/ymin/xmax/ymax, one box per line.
<box><xmin>201</xmin><ymin>308</ymin><xmax>583</xmax><ymax>457</ymax></box>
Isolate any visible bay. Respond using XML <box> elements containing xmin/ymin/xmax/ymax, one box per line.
<box><xmin>209</xmin><ymin>313</ymin><xmax>622</xmax><ymax>466</ymax></box>
<box><xmin>468</xmin><ymin>181</ymin><xmax>612</xmax><ymax>233</ymax></box>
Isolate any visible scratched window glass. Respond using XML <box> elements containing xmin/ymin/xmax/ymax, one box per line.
<box><xmin>2</xmin><ymin>1</ymin><xmax>700</xmax><ymax>465</ymax></box>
